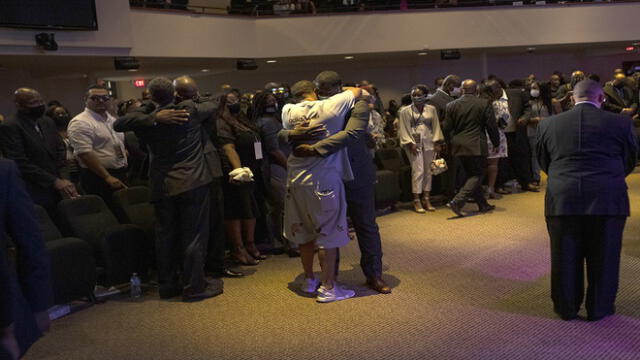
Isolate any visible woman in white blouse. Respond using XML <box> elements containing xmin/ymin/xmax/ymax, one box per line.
<box><xmin>397</xmin><ymin>85</ymin><xmax>444</xmax><ymax>213</ymax></box>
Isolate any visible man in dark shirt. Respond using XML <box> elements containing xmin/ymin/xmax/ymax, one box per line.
<box><xmin>114</xmin><ymin>77</ymin><xmax>221</xmax><ymax>302</ymax></box>
<box><xmin>603</xmin><ymin>73</ymin><xmax>638</xmax><ymax>117</ymax></box>
<box><xmin>0</xmin><ymin>88</ymin><xmax>77</xmax><ymax>217</ymax></box>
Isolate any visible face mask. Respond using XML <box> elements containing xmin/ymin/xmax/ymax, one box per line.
<box><xmin>264</xmin><ymin>106</ymin><xmax>277</xmax><ymax>114</ymax></box>
<box><xmin>412</xmin><ymin>96</ymin><xmax>427</xmax><ymax>105</ymax></box>
<box><xmin>530</xmin><ymin>89</ymin><xmax>540</xmax><ymax>98</ymax></box>
<box><xmin>451</xmin><ymin>87</ymin><xmax>461</xmax><ymax>97</ymax></box>
<box><xmin>54</xmin><ymin>114</ymin><xmax>70</xmax><ymax>128</ymax></box>
<box><xmin>21</xmin><ymin>105</ymin><xmax>45</xmax><ymax>118</ymax></box>
<box><xmin>227</xmin><ymin>103</ymin><xmax>241</xmax><ymax>114</ymax></box>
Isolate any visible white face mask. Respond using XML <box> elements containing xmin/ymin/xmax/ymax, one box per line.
<box><xmin>451</xmin><ymin>87</ymin><xmax>461</xmax><ymax>97</ymax></box>
<box><xmin>530</xmin><ymin>89</ymin><xmax>540</xmax><ymax>98</ymax></box>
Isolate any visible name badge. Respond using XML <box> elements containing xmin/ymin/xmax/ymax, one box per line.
<box><xmin>254</xmin><ymin>141</ymin><xmax>263</xmax><ymax>160</ymax></box>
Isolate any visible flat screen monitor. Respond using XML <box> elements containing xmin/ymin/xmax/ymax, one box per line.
<box><xmin>0</xmin><ymin>0</ymin><xmax>98</xmax><ymax>30</ymax></box>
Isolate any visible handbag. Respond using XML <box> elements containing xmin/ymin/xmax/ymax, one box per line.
<box><xmin>430</xmin><ymin>155</ymin><xmax>448</xmax><ymax>176</ymax></box>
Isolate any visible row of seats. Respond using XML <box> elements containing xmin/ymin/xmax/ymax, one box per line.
<box><xmin>34</xmin><ymin>187</ymin><xmax>155</xmax><ymax>306</ymax></box>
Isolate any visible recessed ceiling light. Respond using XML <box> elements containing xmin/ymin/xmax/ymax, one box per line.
<box><xmin>128</xmin><ymin>69</ymin><xmax>138</xmax><ymax>72</ymax></box>
<box><xmin>266</xmin><ymin>60</ymin><xmax>277</xmax><ymax>63</ymax></box>
<box><xmin>418</xmin><ymin>52</ymin><xmax>428</xmax><ymax>56</ymax></box>
<box><xmin>201</xmin><ymin>69</ymin><xmax>210</xmax><ymax>73</ymax></box>
<box><xmin>344</xmin><ymin>56</ymin><xmax>354</xmax><ymax>60</ymax></box>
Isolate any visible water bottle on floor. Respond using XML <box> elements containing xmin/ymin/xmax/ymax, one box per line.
<box><xmin>130</xmin><ymin>273</ymin><xmax>142</xmax><ymax>299</ymax></box>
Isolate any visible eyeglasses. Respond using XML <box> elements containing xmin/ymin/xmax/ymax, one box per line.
<box><xmin>89</xmin><ymin>95</ymin><xmax>110</xmax><ymax>102</ymax></box>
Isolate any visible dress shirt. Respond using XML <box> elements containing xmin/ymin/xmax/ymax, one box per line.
<box><xmin>68</xmin><ymin>108</ymin><xmax>127</xmax><ymax>169</ymax></box>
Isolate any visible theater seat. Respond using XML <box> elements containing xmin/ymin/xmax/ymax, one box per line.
<box><xmin>34</xmin><ymin>205</ymin><xmax>96</xmax><ymax>305</ymax></box>
<box><xmin>375</xmin><ymin>170</ymin><xmax>401</xmax><ymax>209</ymax></box>
<box><xmin>57</xmin><ymin>195</ymin><xmax>147</xmax><ymax>287</ymax></box>
<box><xmin>375</xmin><ymin>148</ymin><xmax>413</xmax><ymax>201</ymax></box>
<box><xmin>112</xmin><ymin>186</ymin><xmax>156</xmax><ymax>270</ymax></box>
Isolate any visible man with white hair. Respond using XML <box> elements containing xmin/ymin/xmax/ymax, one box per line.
<box><xmin>537</xmin><ymin>79</ymin><xmax>638</xmax><ymax>321</ymax></box>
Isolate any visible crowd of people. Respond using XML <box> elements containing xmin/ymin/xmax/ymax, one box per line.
<box><xmin>1</xmin><ymin>67</ymin><xmax>639</xmax><ymax>357</ymax></box>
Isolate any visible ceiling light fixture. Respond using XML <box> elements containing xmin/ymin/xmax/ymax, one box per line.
<box><xmin>201</xmin><ymin>69</ymin><xmax>210</xmax><ymax>73</ymax></box>
<box><xmin>266</xmin><ymin>60</ymin><xmax>277</xmax><ymax>63</ymax></box>
<box><xmin>344</xmin><ymin>56</ymin><xmax>354</xmax><ymax>60</ymax></box>
<box><xmin>127</xmin><ymin>68</ymin><xmax>138</xmax><ymax>72</ymax></box>
<box><xmin>418</xmin><ymin>52</ymin><xmax>428</xmax><ymax>56</ymax></box>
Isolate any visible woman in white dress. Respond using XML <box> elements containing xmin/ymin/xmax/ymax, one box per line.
<box><xmin>397</xmin><ymin>85</ymin><xmax>444</xmax><ymax>213</ymax></box>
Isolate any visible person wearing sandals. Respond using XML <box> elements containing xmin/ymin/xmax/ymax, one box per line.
<box><xmin>397</xmin><ymin>84</ymin><xmax>444</xmax><ymax>213</ymax></box>
<box><xmin>217</xmin><ymin>91</ymin><xmax>267</xmax><ymax>266</ymax></box>
<box><xmin>479</xmin><ymin>82</ymin><xmax>509</xmax><ymax>199</ymax></box>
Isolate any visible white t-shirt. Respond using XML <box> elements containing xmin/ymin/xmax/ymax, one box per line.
<box><xmin>282</xmin><ymin>90</ymin><xmax>356</xmax><ymax>185</ymax></box>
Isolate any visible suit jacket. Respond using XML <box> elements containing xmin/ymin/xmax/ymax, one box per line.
<box><xmin>536</xmin><ymin>103</ymin><xmax>638</xmax><ymax>216</ymax></box>
<box><xmin>0</xmin><ymin>159</ymin><xmax>52</xmax><ymax>355</ymax></box>
<box><xmin>0</xmin><ymin>113</ymin><xmax>65</xmax><ymax>206</ymax></box>
<box><xmin>427</xmin><ymin>89</ymin><xmax>454</xmax><ymax>123</ymax></box>
<box><xmin>603</xmin><ymin>83</ymin><xmax>639</xmax><ymax>114</ymax></box>
<box><xmin>194</xmin><ymin>99</ymin><xmax>223</xmax><ymax>179</ymax></box>
<box><xmin>310</xmin><ymin>100</ymin><xmax>375</xmax><ymax>190</ymax></box>
<box><xmin>113</xmin><ymin>100</ymin><xmax>213</xmax><ymax>201</ymax></box>
<box><xmin>443</xmin><ymin>95</ymin><xmax>500</xmax><ymax>157</ymax></box>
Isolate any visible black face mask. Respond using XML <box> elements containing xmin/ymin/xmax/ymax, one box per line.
<box><xmin>21</xmin><ymin>105</ymin><xmax>46</xmax><ymax>118</ymax></box>
<box><xmin>227</xmin><ymin>103</ymin><xmax>241</xmax><ymax>114</ymax></box>
<box><xmin>54</xmin><ymin>115</ymin><xmax>70</xmax><ymax>128</ymax></box>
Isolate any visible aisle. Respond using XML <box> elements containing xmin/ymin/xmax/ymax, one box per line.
<box><xmin>28</xmin><ymin>171</ymin><xmax>640</xmax><ymax>360</ymax></box>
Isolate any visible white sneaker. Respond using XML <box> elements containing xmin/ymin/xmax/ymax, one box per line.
<box><xmin>316</xmin><ymin>284</ymin><xmax>356</xmax><ymax>303</ymax></box>
<box><xmin>300</xmin><ymin>277</ymin><xmax>319</xmax><ymax>294</ymax></box>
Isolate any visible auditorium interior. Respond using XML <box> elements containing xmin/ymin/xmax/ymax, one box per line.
<box><xmin>1</xmin><ymin>0</ymin><xmax>640</xmax><ymax>359</ymax></box>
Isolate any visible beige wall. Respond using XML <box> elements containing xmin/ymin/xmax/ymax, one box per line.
<box><xmin>2</xmin><ymin>3</ymin><xmax>640</xmax><ymax>58</ymax></box>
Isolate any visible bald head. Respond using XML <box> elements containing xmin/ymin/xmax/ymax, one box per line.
<box><xmin>173</xmin><ymin>75</ymin><xmax>199</xmax><ymax>101</ymax></box>
<box><xmin>461</xmin><ymin>79</ymin><xmax>477</xmax><ymax>95</ymax></box>
<box><xmin>573</xmin><ymin>80</ymin><xmax>604</xmax><ymax>106</ymax></box>
<box><xmin>14</xmin><ymin>88</ymin><xmax>44</xmax><ymax>108</ymax></box>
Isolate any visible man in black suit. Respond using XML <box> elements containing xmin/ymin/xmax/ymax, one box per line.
<box><xmin>1</xmin><ymin>159</ymin><xmax>53</xmax><ymax>359</ymax></box>
<box><xmin>114</xmin><ymin>77</ymin><xmax>221</xmax><ymax>302</ymax></box>
<box><xmin>443</xmin><ymin>79</ymin><xmax>500</xmax><ymax>217</ymax></box>
<box><xmin>603</xmin><ymin>73</ymin><xmax>638</xmax><ymax>117</ymax></box>
<box><xmin>428</xmin><ymin>74</ymin><xmax>463</xmax><ymax>200</ymax></box>
<box><xmin>536</xmin><ymin>80</ymin><xmax>638</xmax><ymax>321</ymax></box>
<box><xmin>173</xmin><ymin>75</ymin><xmax>243</xmax><ymax>279</ymax></box>
<box><xmin>0</xmin><ymin>88</ymin><xmax>78</xmax><ymax>216</ymax></box>
<box><xmin>485</xmin><ymin>80</ymin><xmax>538</xmax><ymax>193</ymax></box>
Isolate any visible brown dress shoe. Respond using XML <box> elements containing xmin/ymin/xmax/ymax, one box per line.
<box><xmin>366</xmin><ymin>277</ymin><xmax>392</xmax><ymax>294</ymax></box>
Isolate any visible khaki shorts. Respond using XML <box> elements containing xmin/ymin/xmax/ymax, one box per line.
<box><xmin>283</xmin><ymin>175</ymin><xmax>349</xmax><ymax>249</ymax></box>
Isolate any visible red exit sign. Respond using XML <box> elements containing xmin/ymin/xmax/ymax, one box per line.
<box><xmin>133</xmin><ymin>79</ymin><xmax>145</xmax><ymax>88</ymax></box>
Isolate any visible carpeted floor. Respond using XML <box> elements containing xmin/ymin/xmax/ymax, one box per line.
<box><xmin>27</xmin><ymin>171</ymin><xmax>640</xmax><ymax>360</ymax></box>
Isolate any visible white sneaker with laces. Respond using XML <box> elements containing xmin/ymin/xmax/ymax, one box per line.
<box><xmin>301</xmin><ymin>277</ymin><xmax>319</xmax><ymax>294</ymax></box>
<box><xmin>316</xmin><ymin>284</ymin><xmax>356</xmax><ymax>303</ymax></box>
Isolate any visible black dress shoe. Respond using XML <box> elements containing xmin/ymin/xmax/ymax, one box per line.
<box><xmin>183</xmin><ymin>283</ymin><xmax>223</xmax><ymax>302</ymax></box>
<box><xmin>366</xmin><ymin>277</ymin><xmax>391</xmax><ymax>294</ymax></box>
<box><xmin>287</xmin><ymin>249</ymin><xmax>301</xmax><ymax>258</ymax></box>
<box><xmin>212</xmin><ymin>268</ymin><xmax>245</xmax><ymax>278</ymax></box>
<box><xmin>447</xmin><ymin>201</ymin><xmax>464</xmax><ymax>217</ymax></box>
<box><xmin>556</xmin><ymin>312</ymin><xmax>579</xmax><ymax>321</ymax></box>
<box><xmin>478</xmin><ymin>204</ymin><xmax>496</xmax><ymax>213</ymax></box>
<box><xmin>587</xmin><ymin>309</ymin><xmax>615</xmax><ymax>321</ymax></box>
